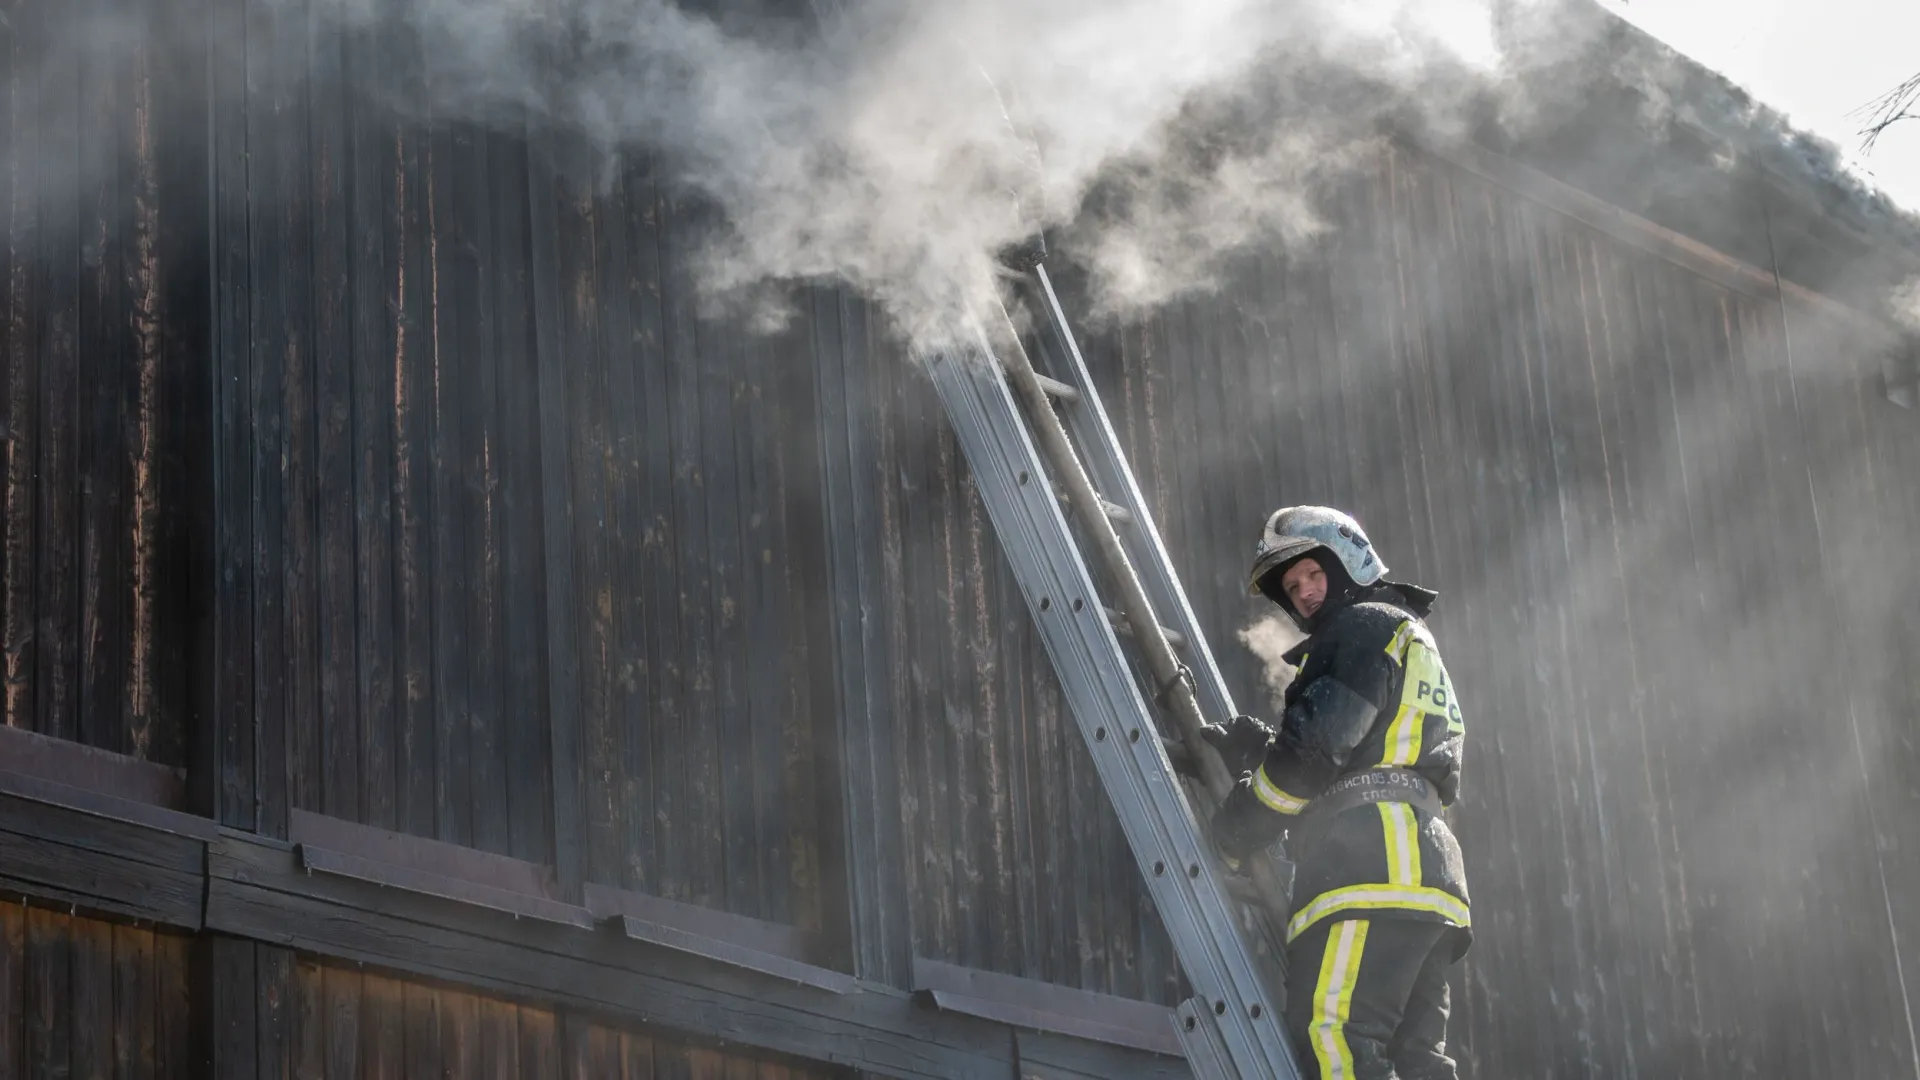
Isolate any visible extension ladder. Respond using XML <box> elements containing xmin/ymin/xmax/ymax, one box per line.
<box><xmin>922</xmin><ymin>262</ymin><xmax>1305</xmax><ymax>1079</ymax></box>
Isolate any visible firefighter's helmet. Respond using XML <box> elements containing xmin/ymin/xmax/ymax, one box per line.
<box><xmin>1247</xmin><ymin>506</ymin><xmax>1387</xmax><ymax>609</ymax></box>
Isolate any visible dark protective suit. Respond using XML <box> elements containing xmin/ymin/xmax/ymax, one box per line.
<box><xmin>1214</xmin><ymin>583</ymin><xmax>1470</xmax><ymax>1080</ymax></box>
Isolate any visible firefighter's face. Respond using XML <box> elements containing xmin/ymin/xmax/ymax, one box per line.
<box><xmin>1281</xmin><ymin>557</ymin><xmax>1328</xmax><ymax>619</ymax></box>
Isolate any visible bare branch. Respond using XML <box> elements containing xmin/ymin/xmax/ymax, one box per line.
<box><xmin>1855</xmin><ymin>71</ymin><xmax>1920</xmax><ymax>152</ymax></box>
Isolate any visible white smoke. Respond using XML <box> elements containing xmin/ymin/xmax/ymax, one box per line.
<box><xmin>301</xmin><ymin>0</ymin><xmax>1517</xmax><ymax>345</ymax></box>
<box><xmin>1893</xmin><ymin>274</ymin><xmax>1920</xmax><ymax>331</ymax></box>
<box><xmin>1236</xmin><ymin>612</ymin><xmax>1305</xmax><ymax>713</ymax></box>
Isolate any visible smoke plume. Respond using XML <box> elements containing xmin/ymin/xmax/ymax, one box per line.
<box><xmin>296</xmin><ymin>0</ymin><xmax>1519</xmax><ymax>345</ymax></box>
<box><xmin>1237</xmin><ymin>612</ymin><xmax>1306</xmax><ymax>712</ymax></box>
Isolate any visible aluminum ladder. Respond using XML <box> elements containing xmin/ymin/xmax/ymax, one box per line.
<box><xmin>921</xmin><ymin>261</ymin><xmax>1305</xmax><ymax>1080</ymax></box>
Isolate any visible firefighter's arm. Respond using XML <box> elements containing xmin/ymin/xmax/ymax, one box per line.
<box><xmin>1211</xmin><ymin>639</ymin><xmax>1393</xmax><ymax>859</ymax></box>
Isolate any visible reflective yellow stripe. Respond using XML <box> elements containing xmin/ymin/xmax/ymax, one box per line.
<box><xmin>1382</xmin><ymin>703</ymin><xmax>1423</xmax><ymax>766</ymax></box>
<box><xmin>1287</xmin><ymin>884</ymin><xmax>1471</xmax><ymax>943</ymax></box>
<box><xmin>1383</xmin><ymin>621</ymin><xmax>1416</xmax><ymax>665</ymax></box>
<box><xmin>1253</xmin><ymin>765</ymin><xmax>1309</xmax><ymax>816</ymax></box>
<box><xmin>1309</xmin><ymin>919</ymin><xmax>1369</xmax><ymax>1080</ymax></box>
<box><xmin>1379</xmin><ymin>801</ymin><xmax>1422</xmax><ymax>886</ymax></box>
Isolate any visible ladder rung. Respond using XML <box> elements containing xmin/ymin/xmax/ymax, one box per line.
<box><xmin>1052</xmin><ymin>485</ymin><xmax>1134</xmax><ymax>526</ymax></box>
<box><xmin>1032</xmin><ymin>372</ymin><xmax>1081</xmax><ymax>404</ymax></box>
<box><xmin>1103</xmin><ymin>607</ymin><xmax>1187</xmax><ymax>651</ymax></box>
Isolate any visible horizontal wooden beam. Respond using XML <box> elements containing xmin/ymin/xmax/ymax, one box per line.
<box><xmin>0</xmin><ymin>773</ymin><xmax>206</xmax><ymax>929</ymax></box>
<box><xmin>1413</xmin><ymin>134</ymin><xmax>1890</xmax><ymax>335</ymax></box>
<box><xmin>913</xmin><ymin>957</ymin><xmax>1183</xmax><ymax>1057</ymax></box>
<box><xmin>207</xmin><ymin>830</ymin><xmax>1014</xmax><ymax>1080</ymax></box>
<box><xmin>0</xmin><ymin>770</ymin><xmax>1192</xmax><ymax>1079</ymax></box>
<box><xmin>0</xmin><ymin>725</ymin><xmax>190</xmax><ymax>810</ymax></box>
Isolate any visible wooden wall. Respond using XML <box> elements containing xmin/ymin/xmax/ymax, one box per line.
<box><xmin>1061</xmin><ymin>147</ymin><xmax>1920</xmax><ymax>1075</ymax></box>
<box><xmin>6</xmin><ymin>0</ymin><xmax>1920</xmax><ymax>1074</ymax></box>
<box><xmin>0</xmin><ymin>0</ymin><xmax>204</xmax><ymax>766</ymax></box>
<box><xmin>0</xmin><ymin>903</ymin><xmax>837</xmax><ymax>1080</ymax></box>
<box><xmin>0</xmin><ymin>903</ymin><xmax>193</xmax><ymax>1079</ymax></box>
<box><xmin>200</xmin><ymin>0</ymin><xmax>834</xmax><ymax>937</ymax></box>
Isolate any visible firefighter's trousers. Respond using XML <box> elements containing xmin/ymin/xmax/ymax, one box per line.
<box><xmin>1284</xmin><ymin>917</ymin><xmax>1460</xmax><ymax>1080</ymax></box>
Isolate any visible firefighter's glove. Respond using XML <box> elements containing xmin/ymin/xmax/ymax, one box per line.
<box><xmin>1211</xmin><ymin>775</ymin><xmax>1286</xmax><ymax>866</ymax></box>
<box><xmin>1199</xmin><ymin>714</ymin><xmax>1274</xmax><ymax>779</ymax></box>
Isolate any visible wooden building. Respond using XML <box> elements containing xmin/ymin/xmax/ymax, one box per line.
<box><xmin>2</xmin><ymin>0</ymin><xmax>1919</xmax><ymax>1076</ymax></box>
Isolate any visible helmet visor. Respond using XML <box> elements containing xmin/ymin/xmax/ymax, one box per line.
<box><xmin>1246</xmin><ymin>536</ymin><xmax>1324</xmax><ymax>596</ymax></box>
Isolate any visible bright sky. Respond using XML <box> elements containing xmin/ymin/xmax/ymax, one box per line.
<box><xmin>1595</xmin><ymin>0</ymin><xmax>1920</xmax><ymax>214</ymax></box>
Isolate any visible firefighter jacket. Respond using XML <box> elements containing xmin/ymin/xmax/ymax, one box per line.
<box><xmin>1218</xmin><ymin>584</ymin><xmax>1471</xmax><ymax>954</ymax></box>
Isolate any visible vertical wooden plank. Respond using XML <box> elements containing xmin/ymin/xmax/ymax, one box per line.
<box><xmin>517</xmin><ymin>1005</ymin><xmax>558</xmax><ymax>1080</ymax></box>
<box><xmin>0</xmin><ymin>0</ymin><xmax>12</xmax><ymax>702</ymax></box>
<box><xmin>0</xmin><ymin>903</ymin><xmax>20</xmax><ymax>1080</ymax></box>
<box><xmin>617</xmin><ymin>160</ymin><xmax>667</xmax><ymax>896</ymax></box>
<box><xmin>593</xmin><ymin>155</ymin><xmax>652</xmax><ymax>896</ymax></box>
<box><xmin>25</xmin><ymin>909</ymin><xmax>69</xmax><ymax>1080</ymax></box>
<box><xmin>0</xmin><ymin>0</ymin><xmax>40</xmax><ymax>739</ymax></box>
<box><xmin>321</xmin><ymin>965</ymin><xmax>360</xmax><ymax>1080</ymax></box>
<box><xmin>898</xmin><ymin>339</ymin><xmax>954</xmax><ymax>962</ymax></box>
<box><xmin>265</xmin><ymin>0</ymin><xmax>321</xmax><ymax>829</ymax></box>
<box><xmin>202</xmin><ymin>0</ymin><xmax>254</xmax><ymax>826</ymax></box>
<box><xmin>525</xmin><ymin>128</ymin><xmax>585</xmax><ymax>901</ymax></box>
<box><xmin>383</xmin><ymin>27</ymin><xmax>435</xmax><ymax>843</ymax></box>
<box><xmin>359</xmin><ymin>975</ymin><xmax>402</xmax><ymax>1080</ymax></box>
<box><xmin>146</xmin><ymin>0</ymin><xmax>209</xmax><ymax>773</ymax></box>
<box><xmin>452</xmin><ymin>123</ymin><xmax>504</xmax><ymax>857</ymax></box>
<box><xmin>257</xmin><ymin>945</ymin><xmax>295</xmax><ymax>1080</ymax></box>
<box><xmin>723</xmin><ymin>1048</ymin><xmax>757</xmax><ymax>1080</ymax></box>
<box><xmin>657</xmin><ymin>191</ymin><xmax>719</xmax><ymax>907</ymax></box>
<box><xmin>764</xmin><ymin>288</ymin><xmax>825</xmax><ymax>933</ymax></box>
<box><xmin>686</xmin><ymin>1045</ymin><xmax>729</xmax><ymax>1080</ymax></box>
<box><xmin>474</xmin><ymin>995</ymin><xmax>518</xmax><ymax>1080</ymax></box>
<box><xmin>488</xmin><ymin>128</ymin><xmax>551</xmax><ymax>866</ymax></box>
<box><xmin>553</xmin><ymin>140</ymin><xmax>619</xmax><ymax>892</ymax></box>
<box><xmin>736</xmin><ymin>314</ymin><xmax>789</xmax><ymax>924</ymax></box>
<box><xmin>424</xmin><ymin>113</ymin><xmax>472</xmax><ymax>849</ymax></box>
<box><xmin>439</xmin><ymin>987</ymin><xmax>478</xmax><ymax>1080</ymax></box>
<box><xmin>594</xmin><ymin>154</ymin><xmax>646</xmax><ymax>902</ymax></box>
<box><xmin>306</xmin><ymin>3</ymin><xmax>359</xmax><ymax>824</ymax></box>
<box><xmin>151</xmin><ymin>932</ymin><xmax>191</xmax><ymax>1080</ymax></box>
<box><xmin>111</xmin><ymin>925</ymin><xmax>156</xmax><ymax>1080</ymax></box>
<box><xmin>654</xmin><ymin>1039</ymin><xmax>693</xmax><ymax>1080</ymax></box>
<box><xmin>75</xmin><ymin>0</ymin><xmax>130</xmax><ymax>758</ymax></box>
<box><xmin>622</xmin><ymin>1028</ymin><xmax>656</xmax><ymax>1080</ymax></box>
<box><xmin>244</xmin><ymin>0</ymin><xmax>311</xmax><ymax>840</ymax></box>
<box><xmin>344</xmin><ymin>20</ymin><xmax>399</xmax><ymax>831</ymax></box>
<box><xmin>67</xmin><ymin>918</ymin><xmax>109</xmax><ymax>1080</ymax></box>
<box><xmin>772</xmin><ymin>309</ymin><xmax>828</xmax><ymax>937</ymax></box>
<box><xmin>702</xmin><ymin>295</ymin><xmax>754</xmax><ymax>916</ymax></box>
<box><xmin>32</xmin><ymin>0</ymin><xmax>80</xmax><ymax>747</ymax></box>
<box><xmin>807</xmin><ymin>285</ymin><xmax>911</xmax><ymax>987</ymax></box>
<box><xmin>401</xmin><ymin>982</ymin><xmax>441</xmax><ymax>1080</ymax></box>
<box><xmin>202</xmin><ymin>937</ymin><xmax>258</xmax><ymax>1080</ymax></box>
<box><xmin>289</xmin><ymin>960</ymin><xmax>323</xmax><ymax>1080</ymax></box>
<box><xmin>555</xmin><ymin>1008</ymin><xmax>589</xmax><ymax>1080</ymax></box>
<box><xmin>123</xmin><ymin>0</ymin><xmax>172</xmax><ymax>765</ymax></box>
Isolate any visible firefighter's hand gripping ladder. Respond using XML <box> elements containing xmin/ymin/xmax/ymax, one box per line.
<box><xmin>921</xmin><ymin>263</ymin><xmax>1305</xmax><ymax>1080</ymax></box>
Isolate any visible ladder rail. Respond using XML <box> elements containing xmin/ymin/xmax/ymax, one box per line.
<box><xmin>984</xmin><ymin>306</ymin><xmax>1235</xmax><ymax>801</ymax></box>
<box><xmin>995</xmin><ymin>282</ymin><xmax>1297</xmax><ymax>945</ymax></box>
<box><xmin>924</xmin><ymin>322</ymin><xmax>1303</xmax><ymax>1080</ymax></box>
<box><xmin>1021</xmin><ymin>264</ymin><xmax>1241</xmax><ymax>732</ymax></box>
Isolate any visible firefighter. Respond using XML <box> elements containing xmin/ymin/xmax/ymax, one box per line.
<box><xmin>1208</xmin><ymin>506</ymin><xmax>1470</xmax><ymax>1080</ymax></box>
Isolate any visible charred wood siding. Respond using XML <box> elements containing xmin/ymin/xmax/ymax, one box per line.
<box><xmin>0</xmin><ymin>902</ymin><xmax>839</xmax><ymax>1080</ymax></box>
<box><xmin>200</xmin><ymin>8</ymin><xmax>833</xmax><ymax>927</ymax></box>
<box><xmin>7</xmin><ymin>0</ymin><xmax>1920</xmax><ymax>1074</ymax></box>
<box><xmin>0</xmin><ymin>903</ymin><xmax>194</xmax><ymax>1079</ymax></box>
<box><xmin>0</xmin><ymin>0</ymin><xmax>201</xmax><ymax>766</ymax></box>
<box><xmin>1062</xmin><ymin>147</ymin><xmax>1920</xmax><ymax>1075</ymax></box>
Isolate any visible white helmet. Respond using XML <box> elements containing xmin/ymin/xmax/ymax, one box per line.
<box><xmin>1247</xmin><ymin>506</ymin><xmax>1387</xmax><ymax>602</ymax></box>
